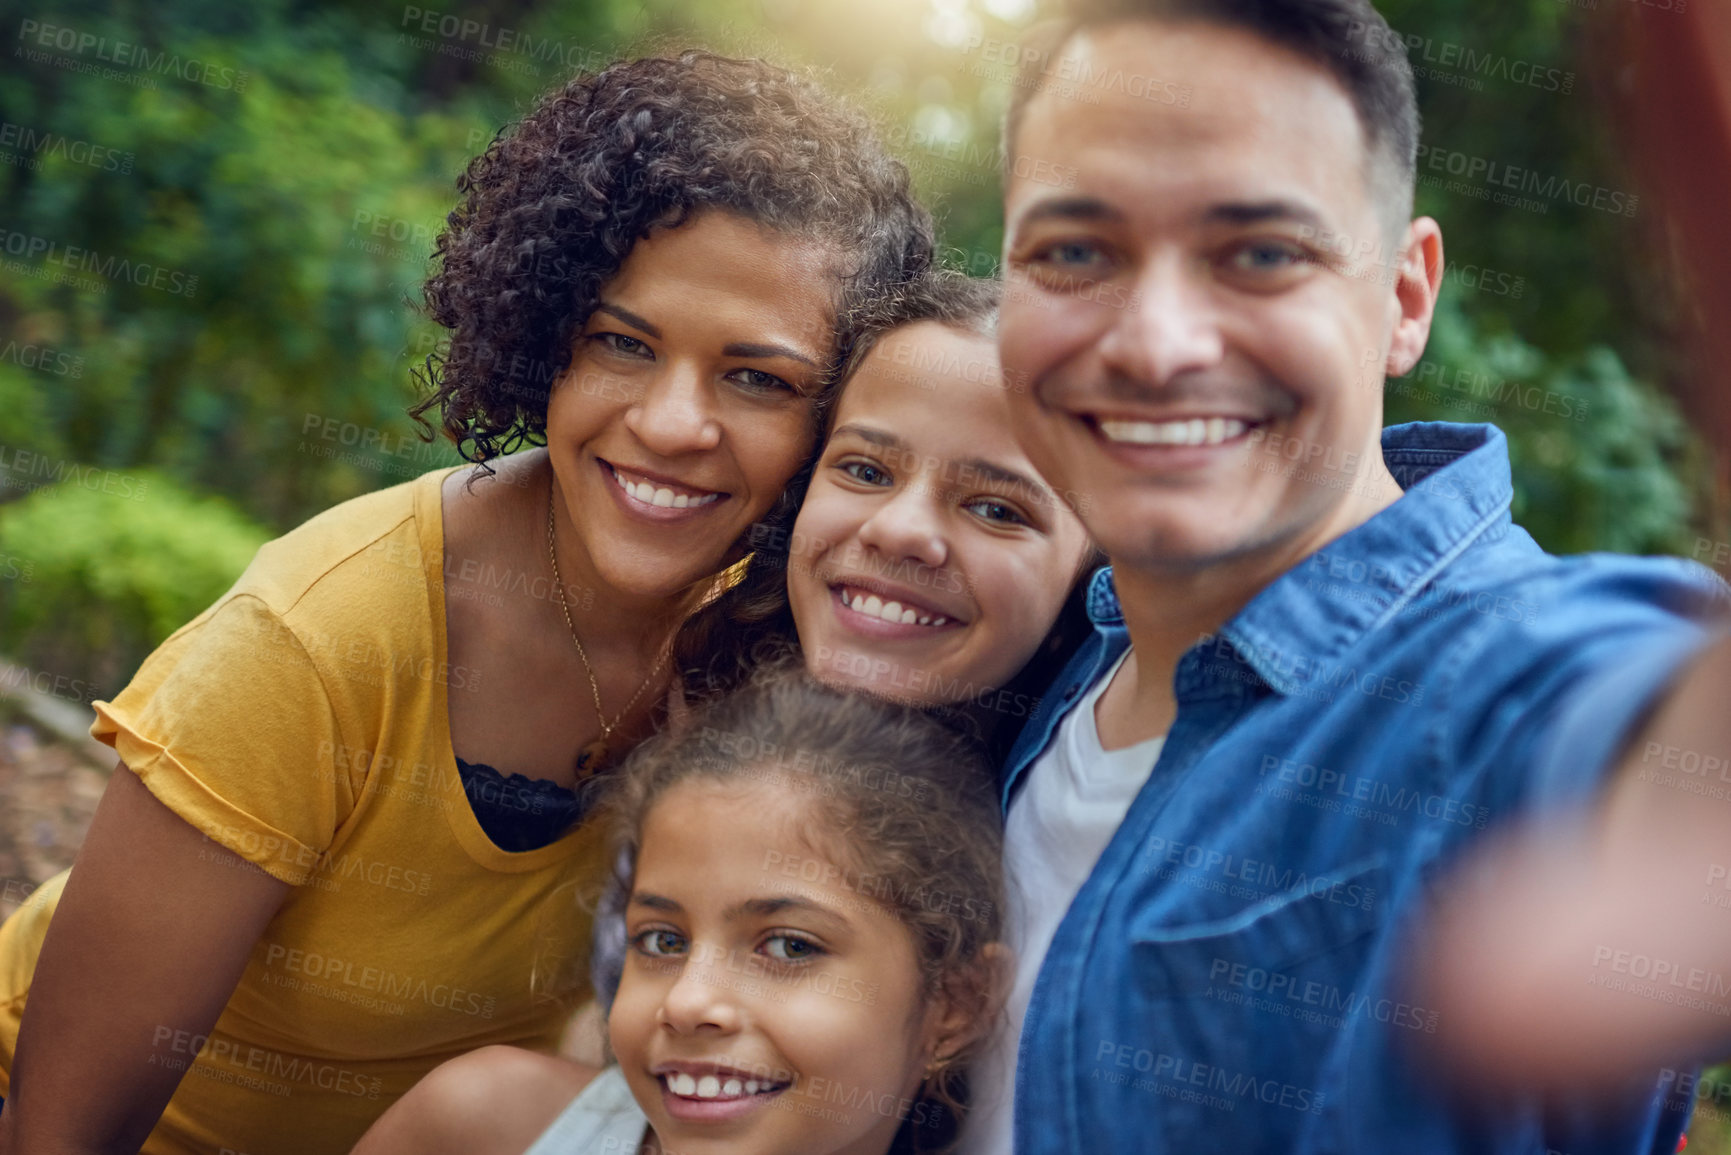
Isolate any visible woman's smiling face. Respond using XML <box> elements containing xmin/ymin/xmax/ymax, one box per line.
<box><xmin>545</xmin><ymin>209</ymin><xmax>835</xmax><ymax>604</ymax></box>
<box><xmin>787</xmin><ymin>322</ymin><xmax>1094</xmax><ymax>705</ymax></box>
<box><xmin>609</xmin><ymin>779</ymin><xmax>943</xmax><ymax>1155</ymax></box>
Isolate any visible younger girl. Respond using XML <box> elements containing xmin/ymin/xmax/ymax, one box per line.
<box><xmin>356</xmin><ymin>662</ymin><xmax>1006</xmax><ymax>1154</ymax></box>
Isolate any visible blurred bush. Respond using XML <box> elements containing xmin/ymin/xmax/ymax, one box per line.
<box><xmin>0</xmin><ymin>473</ymin><xmax>269</xmax><ymax>695</ymax></box>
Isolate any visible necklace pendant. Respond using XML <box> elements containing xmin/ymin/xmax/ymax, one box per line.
<box><xmin>577</xmin><ymin>736</ymin><xmax>609</xmax><ymax>776</ymax></box>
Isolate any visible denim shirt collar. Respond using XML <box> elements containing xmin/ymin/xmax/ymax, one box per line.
<box><xmin>1081</xmin><ymin>422</ymin><xmax>1514</xmax><ymax>695</ymax></box>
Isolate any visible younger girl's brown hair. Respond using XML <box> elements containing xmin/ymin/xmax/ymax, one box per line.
<box><xmin>599</xmin><ymin>659</ymin><xmax>1006</xmax><ymax>1152</ymax></box>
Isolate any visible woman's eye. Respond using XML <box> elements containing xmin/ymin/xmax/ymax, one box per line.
<box><xmin>729</xmin><ymin>367</ymin><xmax>797</xmax><ymax>394</ymax></box>
<box><xmin>596</xmin><ymin>332</ymin><xmax>652</xmax><ymax>357</ymax></box>
<box><xmin>839</xmin><ymin>460</ymin><xmax>892</xmax><ymax>487</ymax></box>
<box><xmin>761</xmin><ymin>933</ymin><xmax>823</xmax><ymax>963</ymax></box>
<box><xmin>632</xmin><ymin>929</ymin><xmax>687</xmax><ymax>958</ymax></box>
<box><xmin>965</xmin><ymin>498</ymin><xmax>1028</xmax><ymax>526</ymax></box>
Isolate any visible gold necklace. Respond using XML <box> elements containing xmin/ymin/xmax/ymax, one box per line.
<box><xmin>547</xmin><ymin>484</ymin><xmax>669</xmax><ymax>773</ymax></box>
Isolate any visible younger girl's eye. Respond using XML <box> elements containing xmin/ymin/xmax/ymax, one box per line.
<box><xmin>965</xmin><ymin>498</ymin><xmax>1028</xmax><ymax>526</ymax></box>
<box><xmin>761</xmin><ymin>933</ymin><xmax>823</xmax><ymax>963</ymax></box>
<box><xmin>729</xmin><ymin>367</ymin><xmax>798</xmax><ymax>394</ymax></box>
<box><xmin>632</xmin><ymin>928</ymin><xmax>687</xmax><ymax>958</ymax></box>
<box><xmin>839</xmin><ymin>460</ymin><xmax>892</xmax><ymax>487</ymax></box>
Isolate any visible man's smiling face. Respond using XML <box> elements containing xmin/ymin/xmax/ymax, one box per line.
<box><xmin>1001</xmin><ymin>19</ymin><xmax>1435</xmax><ymax>580</ymax></box>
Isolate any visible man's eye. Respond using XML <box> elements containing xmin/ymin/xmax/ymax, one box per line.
<box><xmin>632</xmin><ymin>929</ymin><xmax>687</xmax><ymax>958</ymax></box>
<box><xmin>965</xmin><ymin>498</ymin><xmax>1027</xmax><ymax>526</ymax></box>
<box><xmin>729</xmin><ymin>367</ymin><xmax>797</xmax><ymax>394</ymax></box>
<box><xmin>596</xmin><ymin>332</ymin><xmax>652</xmax><ymax>356</ymax></box>
<box><xmin>839</xmin><ymin>460</ymin><xmax>892</xmax><ymax>487</ymax></box>
<box><xmin>761</xmin><ymin>933</ymin><xmax>823</xmax><ymax>962</ymax></box>
<box><xmin>1034</xmin><ymin>240</ymin><xmax>1109</xmax><ymax>269</ymax></box>
<box><xmin>1229</xmin><ymin>242</ymin><xmax>1307</xmax><ymax>272</ymax></box>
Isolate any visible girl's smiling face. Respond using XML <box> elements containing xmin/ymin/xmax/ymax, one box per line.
<box><xmin>787</xmin><ymin>321</ymin><xmax>1094</xmax><ymax>704</ymax></box>
<box><xmin>610</xmin><ymin>779</ymin><xmax>947</xmax><ymax>1155</ymax></box>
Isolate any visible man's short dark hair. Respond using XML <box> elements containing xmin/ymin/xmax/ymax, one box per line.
<box><xmin>1005</xmin><ymin>0</ymin><xmax>1419</xmax><ymax>228</ymax></box>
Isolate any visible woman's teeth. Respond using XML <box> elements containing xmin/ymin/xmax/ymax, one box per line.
<box><xmin>1099</xmin><ymin>417</ymin><xmax>1249</xmax><ymax>447</ymax></box>
<box><xmin>842</xmin><ymin>590</ymin><xmax>947</xmax><ymax>628</ymax></box>
<box><xmin>612</xmin><ymin>468</ymin><xmax>722</xmax><ymax>509</ymax></box>
<box><xmin>663</xmin><ymin>1072</ymin><xmax>776</xmax><ymax>1098</ymax></box>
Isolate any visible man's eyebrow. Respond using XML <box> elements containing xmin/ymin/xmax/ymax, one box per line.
<box><xmin>1013</xmin><ymin>195</ymin><xmax>1126</xmax><ymax>228</ymax></box>
<box><xmin>729</xmin><ymin>895</ymin><xmax>851</xmax><ymax>931</ymax></box>
<box><xmin>723</xmin><ymin>341</ymin><xmax>820</xmax><ymax>369</ymax></box>
<box><xmin>1204</xmin><ymin>199</ymin><xmax>1329</xmax><ymax>232</ymax></box>
<box><xmin>594</xmin><ymin>302</ymin><xmax>660</xmax><ymax>338</ymax></box>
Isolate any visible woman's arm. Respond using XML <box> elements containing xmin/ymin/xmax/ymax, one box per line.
<box><xmin>0</xmin><ymin>762</ymin><xmax>290</xmax><ymax>1155</ymax></box>
<box><xmin>351</xmin><ymin>1046</ymin><xmax>598</xmax><ymax>1155</ymax></box>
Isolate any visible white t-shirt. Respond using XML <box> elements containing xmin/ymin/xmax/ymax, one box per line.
<box><xmin>959</xmin><ymin>650</ymin><xmax>1165</xmax><ymax>1155</ymax></box>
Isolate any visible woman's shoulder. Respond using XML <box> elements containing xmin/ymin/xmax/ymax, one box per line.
<box><xmin>236</xmin><ymin>466</ymin><xmax>459</xmax><ymax>620</ymax></box>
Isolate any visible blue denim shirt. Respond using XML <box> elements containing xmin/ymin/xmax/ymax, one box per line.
<box><xmin>1004</xmin><ymin>422</ymin><xmax>1722</xmax><ymax>1155</ymax></box>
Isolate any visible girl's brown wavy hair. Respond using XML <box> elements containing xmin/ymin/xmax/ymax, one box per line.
<box><xmin>599</xmin><ymin>660</ymin><xmax>1006</xmax><ymax>1152</ymax></box>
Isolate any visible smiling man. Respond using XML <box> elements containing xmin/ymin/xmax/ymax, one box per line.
<box><xmin>968</xmin><ymin>1</ymin><xmax>1723</xmax><ymax>1153</ymax></box>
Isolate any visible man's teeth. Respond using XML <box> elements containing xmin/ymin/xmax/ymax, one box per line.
<box><xmin>1098</xmin><ymin>417</ymin><xmax>1249</xmax><ymax>447</ymax></box>
<box><xmin>843</xmin><ymin>590</ymin><xmax>946</xmax><ymax>628</ymax></box>
<box><xmin>664</xmin><ymin>1072</ymin><xmax>772</xmax><ymax>1098</ymax></box>
<box><xmin>613</xmin><ymin>469</ymin><xmax>722</xmax><ymax>509</ymax></box>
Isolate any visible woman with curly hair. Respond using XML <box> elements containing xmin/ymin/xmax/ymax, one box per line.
<box><xmin>0</xmin><ymin>52</ymin><xmax>931</xmax><ymax>1155</ymax></box>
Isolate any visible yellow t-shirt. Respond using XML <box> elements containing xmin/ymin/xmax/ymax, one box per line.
<box><xmin>0</xmin><ymin>466</ymin><xmax>611</xmax><ymax>1155</ymax></box>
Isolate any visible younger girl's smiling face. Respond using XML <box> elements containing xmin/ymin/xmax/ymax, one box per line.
<box><xmin>788</xmin><ymin>321</ymin><xmax>1093</xmax><ymax>704</ymax></box>
<box><xmin>610</xmin><ymin>779</ymin><xmax>945</xmax><ymax>1155</ymax></box>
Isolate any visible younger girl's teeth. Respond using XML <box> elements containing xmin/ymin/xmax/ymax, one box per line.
<box><xmin>722</xmin><ymin>1078</ymin><xmax>742</xmax><ymax>1096</ymax></box>
<box><xmin>697</xmin><ymin>1075</ymin><xmax>721</xmax><ymax>1098</ymax></box>
<box><xmin>670</xmin><ymin>1072</ymin><xmax>697</xmax><ymax>1095</ymax></box>
<box><xmin>745</xmin><ymin>1080</ymin><xmax>760</xmax><ymax>1094</ymax></box>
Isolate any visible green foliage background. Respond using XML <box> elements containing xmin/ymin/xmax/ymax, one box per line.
<box><xmin>0</xmin><ymin>0</ymin><xmax>1726</xmax><ymax>1137</ymax></box>
<box><xmin>0</xmin><ymin>0</ymin><xmax>1717</xmax><ymax>681</ymax></box>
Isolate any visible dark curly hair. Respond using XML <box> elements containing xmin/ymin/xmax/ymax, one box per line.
<box><xmin>410</xmin><ymin>50</ymin><xmax>935</xmax><ymax>467</ymax></box>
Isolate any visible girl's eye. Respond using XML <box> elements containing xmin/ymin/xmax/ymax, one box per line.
<box><xmin>839</xmin><ymin>460</ymin><xmax>892</xmax><ymax>487</ymax></box>
<box><xmin>595</xmin><ymin>332</ymin><xmax>652</xmax><ymax>357</ymax></box>
<box><xmin>729</xmin><ymin>367</ymin><xmax>798</xmax><ymax>395</ymax></box>
<box><xmin>965</xmin><ymin>498</ymin><xmax>1028</xmax><ymax>526</ymax></box>
<box><xmin>632</xmin><ymin>928</ymin><xmax>687</xmax><ymax>958</ymax></box>
<box><xmin>761</xmin><ymin>933</ymin><xmax>823</xmax><ymax>963</ymax></box>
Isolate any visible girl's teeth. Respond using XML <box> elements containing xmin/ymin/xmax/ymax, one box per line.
<box><xmin>1098</xmin><ymin>417</ymin><xmax>1248</xmax><ymax>446</ymax></box>
<box><xmin>671</xmin><ymin>1072</ymin><xmax>697</xmax><ymax>1096</ymax></box>
<box><xmin>841</xmin><ymin>590</ymin><xmax>952</xmax><ymax>628</ymax></box>
<box><xmin>722</xmin><ymin>1078</ymin><xmax>743</xmax><ymax>1096</ymax></box>
<box><xmin>696</xmin><ymin>1075</ymin><xmax>721</xmax><ymax>1099</ymax></box>
<box><xmin>745</xmin><ymin>1080</ymin><xmax>760</xmax><ymax>1094</ymax></box>
<box><xmin>652</xmin><ymin>487</ymin><xmax>675</xmax><ymax>508</ymax></box>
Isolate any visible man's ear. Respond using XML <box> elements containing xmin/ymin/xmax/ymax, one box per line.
<box><xmin>1386</xmin><ymin>217</ymin><xmax>1445</xmax><ymax>379</ymax></box>
<box><xmin>925</xmin><ymin>942</ymin><xmax>1015</xmax><ymax>1063</ymax></box>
